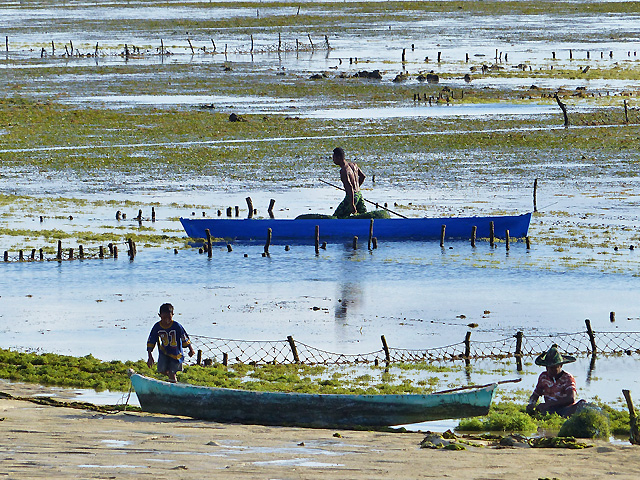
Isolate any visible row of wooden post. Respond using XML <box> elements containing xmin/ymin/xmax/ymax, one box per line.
<box><xmin>3</xmin><ymin>239</ymin><xmax>136</xmax><ymax>262</ymax></box>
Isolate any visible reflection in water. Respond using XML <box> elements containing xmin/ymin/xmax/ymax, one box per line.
<box><xmin>335</xmin><ymin>282</ymin><xmax>362</xmax><ymax>321</ymax></box>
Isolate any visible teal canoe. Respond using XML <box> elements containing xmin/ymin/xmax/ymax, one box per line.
<box><xmin>129</xmin><ymin>373</ymin><xmax>496</xmax><ymax>428</ymax></box>
<box><xmin>180</xmin><ymin>212</ymin><xmax>531</xmax><ymax>244</ymax></box>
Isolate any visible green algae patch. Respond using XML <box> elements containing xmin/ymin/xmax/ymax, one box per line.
<box><xmin>0</xmin><ymin>348</ymin><xmax>153</xmax><ymax>392</ymax></box>
<box><xmin>457</xmin><ymin>402</ymin><xmax>564</xmax><ymax>434</ymax></box>
<box><xmin>558</xmin><ymin>406</ymin><xmax>611</xmax><ymax>439</ymax></box>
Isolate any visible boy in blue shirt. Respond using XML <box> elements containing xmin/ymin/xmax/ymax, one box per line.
<box><xmin>146</xmin><ymin>303</ymin><xmax>195</xmax><ymax>383</ymax></box>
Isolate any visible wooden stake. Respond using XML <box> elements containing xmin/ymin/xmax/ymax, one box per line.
<box><xmin>610</xmin><ymin>311</ymin><xmax>616</xmax><ymax>322</ymax></box>
<box><xmin>489</xmin><ymin>221</ymin><xmax>495</xmax><ymax>247</ymax></box>
<box><xmin>440</xmin><ymin>224</ymin><xmax>446</xmax><ymax>247</ymax></box>
<box><xmin>554</xmin><ymin>93</ymin><xmax>569</xmax><ymax>127</ymax></box>
<box><xmin>622</xmin><ymin>389</ymin><xmax>640</xmax><ymax>445</ymax></box>
<box><xmin>19</xmin><ymin>250</ymin><xmax>24</xmax><ymax>261</ymax></box>
<box><xmin>533</xmin><ymin>178</ymin><xmax>538</xmax><ymax>212</ymax></box>
<box><xmin>368</xmin><ymin>218</ymin><xmax>374</xmax><ymax>250</ymax></box>
<box><xmin>264</xmin><ymin>228</ymin><xmax>272</xmax><ymax>255</ymax></box>
<box><xmin>471</xmin><ymin>226</ymin><xmax>477</xmax><ymax>248</ymax></box>
<box><xmin>99</xmin><ymin>246</ymin><xmax>104</xmax><ymax>258</ymax></box>
<box><xmin>505</xmin><ymin>229</ymin><xmax>510</xmax><ymax>251</ymax></box>
<box><xmin>381</xmin><ymin>335</ymin><xmax>391</xmax><ymax>363</ymax></box>
<box><xmin>235</xmin><ymin>206</ymin><xmax>240</xmax><ymax>217</ymax></box>
<box><xmin>585</xmin><ymin>318</ymin><xmax>597</xmax><ymax>353</ymax></box>
<box><xmin>526</xmin><ymin>236</ymin><xmax>531</xmax><ymax>249</ymax></box>
<box><xmin>287</xmin><ymin>335</ymin><xmax>300</xmax><ymax>363</ymax></box>
<box><xmin>245</xmin><ymin>197</ymin><xmax>254</xmax><ymax>219</ymax></box>
<box><xmin>79</xmin><ymin>245</ymin><xmax>84</xmax><ymax>259</ymax></box>
<box><xmin>151</xmin><ymin>206</ymin><xmax>156</xmax><ymax>222</ymax></box>
<box><xmin>222</xmin><ymin>352</ymin><xmax>228</xmax><ymax>366</ymax></box>
<box><xmin>113</xmin><ymin>245</ymin><xmax>118</xmax><ymax>258</ymax></box>
<box><xmin>205</xmin><ymin>229</ymin><xmax>212</xmax><ymax>258</ymax></box>
<box><xmin>352</xmin><ymin>235</ymin><xmax>358</xmax><ymax>250</ymax></box>
<box><xmin>315</xmin><ymin>225</ymin><xmax>320</xmax><ymax>255</ymax></box>
<box><xmin>268</xmin><ymin>199</ymin><xmax>275</xmax><ymax>218</ymax></box>
<box><xmin>57</xmin><ymin>240</ymin><xmax>62</xmax><ymax>260</ymax></box>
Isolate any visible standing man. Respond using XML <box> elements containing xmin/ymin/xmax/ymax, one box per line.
<box><xmin>332</xmin><ymin>147</ymin><xmax>367</xmax><ymax>218</ymax></box>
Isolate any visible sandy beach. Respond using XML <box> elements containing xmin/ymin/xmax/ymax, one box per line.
<box><xmin>1</xmin><ymin>383</ymin><xmax>638</xmax><ymax>480</ymax></box>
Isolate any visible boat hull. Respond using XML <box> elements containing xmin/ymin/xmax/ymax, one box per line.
<box><xmin>180</xmin><ymin>213</ymin><xmax>531</xmax><ymax>244</ymax></box>
<box><xmin>130</xmin><ymin>374</ymin><xmax>496</xmax><ymax>428</ymax></box>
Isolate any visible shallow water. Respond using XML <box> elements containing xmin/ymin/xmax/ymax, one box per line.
<box><xmin>1</xmin><ymin>1</ymin><xmax>640</xmax><ymax>411</ymax></box>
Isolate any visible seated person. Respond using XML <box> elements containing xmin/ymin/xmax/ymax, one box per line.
<box><xmin>526</xmin><ymin>344</ymin><xmax>586</xmax><ymax>417</ymax></box>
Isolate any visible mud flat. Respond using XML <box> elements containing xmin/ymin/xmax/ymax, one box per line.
<box><xmin>0</xmin><ymin>386</ymin><xmax>638</xmax><ymax>480</ymax></box>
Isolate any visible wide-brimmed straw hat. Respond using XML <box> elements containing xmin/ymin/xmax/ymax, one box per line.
<box><xmin>535</xmin><ymin>344</ymin><xmax>576</xmax><ymax>367</ymax></box>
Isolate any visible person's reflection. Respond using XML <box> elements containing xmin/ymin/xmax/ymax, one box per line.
<box><xmin>335</xmin><ymin>282</ymin><xmax>362</xmax><ymax>321</ymax></box>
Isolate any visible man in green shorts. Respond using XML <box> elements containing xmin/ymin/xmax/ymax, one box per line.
<box><xmin>332</xmin><ymin>147</ymin><xmax>367</xmax><ymax>218</ymax></box>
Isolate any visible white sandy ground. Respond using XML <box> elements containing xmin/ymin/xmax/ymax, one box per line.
<box><xmin>0</xmin><ymin>383</ymin><xmax>639</xmax><ymax>480</ymax></box>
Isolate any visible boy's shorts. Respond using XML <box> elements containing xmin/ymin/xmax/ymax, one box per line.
<box><xmin>157</xmin><ymin>353</ymin><xmax>183</xmax><ymax>375</ymax></box>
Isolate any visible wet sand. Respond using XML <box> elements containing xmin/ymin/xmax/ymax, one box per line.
<box><xmin>1</xmin><ymin>384</ymin><xmax>638</xmax><ymax>480</ymax></box>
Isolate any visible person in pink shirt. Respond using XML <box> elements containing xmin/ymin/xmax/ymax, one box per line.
<box><xmin>526</xmin><ymin>344</ymin><xmax>586</xmax><ymax>417</ymax></box>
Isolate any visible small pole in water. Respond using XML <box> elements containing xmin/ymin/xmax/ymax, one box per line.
<box><xmin>353</xmin><ymin>236</ymin><xmax>358</xmax><ymax>250</ymax></box>
<box><xmin>235</xmin><ymin>206</ymin><xmax>240</xmax><ymax>217</ymax></box>
<box><xmin>381</xmin><ymin>335</ymin><xmax>391</xmax><ymax>363</ymax></box>
<box><xmin>287</xmin><ymin>336</ymin><xmax>300</xmax><ymax>363</ymax></box>
<box><xmin>245</xmin><ymin>197</ymin><xmax>254</xmax><ymax>219</ymax></box>
<box><xmin>79</xmin><ymin>245</ymin><xmax>84</xmax><ymax>259</ymax></box>
<box><xmin>372</xmin><ymin>237</ymin><xmax>378</xmax><ymax>249</ymax></box>
<box><xmin>151</xmin><ymin>207</ymin><xmax>156</xmax><ymax>222</ymax></box>
<box><xmin>505</xmin><ymin>229</ymin><xmax>510</xmax><ymax>251</ymax></box>
<box><xmin>227</xmin><ymin>244</ymin><xmax>233</xmax><ymax>252</ymax></box>
<box><xmin>489</xmin><ymin>221</ymin><xmax>495</xmax><ymax>247</ymax></box>
<box><xmin>315</xmin><ymin>225</ymin><xmax>320</xmax><ymax>255</ymax></box>
<box><xmin>128</xmin><ymin>238</ymin><xmax>135</xmax><ymax>260</ymax></box>
<box><xmin>464</xmin><ymin>331</ymin><xmax>471</xmax><ymax>367</ymax></box>
<box><xmin>264</xmin><ymin>228</ymin><xmax>272</xmax><ymax>256</ymax></box>
<box><xmin>39</xmin><ymin>248</ymin><xmax>44</xmax><ymax>261</ymax></box>
<box><xmin>526</xmin><ymin>236</ymin><xmax>531</xmax><ymax>250</ymax></box>
<box><xmin>368</xmin><ymin>219</ymin><xmax>374</xmax><ymax>250</ymax></box>
<box><xmin>113</xmin><ymin>245</ymin><xmax>118</xmax><ymax>259</ymax></box>
<box><xmin>57</xmin><ymin>240</ymin><xmax>62</xmax><ymax>261</ymax></box>
<box><xmin>471</xmin><ymin>226</ymin><xmax>477</xmax><ymax>248</ymax></box>
<box><xmin>68</xmin><ymin>248</ymin><xmax>73</xmax><ymax>260</ymax></box>
<box><xmin>440</xmin><ymin>225</ymin><xmax>446</xmax><ymax>248</ymax></box>
<box><xmin>226</xmin><ymin>207</ymin><xmax>232</xmax><ymax>217</ymax></box>
<box><xmin>99</xmin><ymin>246</ymin><xmax>104</xmax><ymax>258</ymax></box>
<box><xmin>205</xmin><ymin>229</ymin><xmax>212</xmax><ymax>258</ymax></box>
<box><xmin>18</xmin><ymin>250</ymin><xmax>24</xmax><ymax>261</ymax></box>
<box><xmin>610</xmin><ymin>311</ymin><xmax>616</xmax><ymax>323</ymax></box>
<box><xmin>3</xmin><ymin>251</ymin><xmax>7</xmax><ymax>262</ymax></box>
<box><xmin>31</xmin><ymin>249</ymin><xmax>36</xmax><ymax>261</ymax></box>
<box><xmin>515</xmin><ymin>331</ymin><xmax>524</xmax><ymax>372</ymax></box>
<box><xmin>268</xmin><ymin>199</ymin><xmax>275</xmax><ymax>218</ymax></box>
<box><xmin>585</xmin><ymin>319</ymin><xmax>597</xmax><ymax>353</ymax></box>
<box><xmin>533</xmin><ymin>178</ymin><xmax>538</xmax><ymax>212</ymax></box>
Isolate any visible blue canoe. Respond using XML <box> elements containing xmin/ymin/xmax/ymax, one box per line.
<box><xmin>180</xmin><ymin>212</ymin><xmax>531</xmax><ymax>244</ymax></box>
<box><xmin>130</xmin><ymin>373</ymin><xmax>496</xmax><ymax>428</ymax></box>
